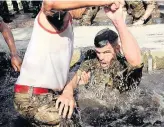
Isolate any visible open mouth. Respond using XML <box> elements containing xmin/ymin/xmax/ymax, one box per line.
<box><xmin>100</xmin><ymin>63</ymin><xmax>107</xmax><ymax>66</ymax></box>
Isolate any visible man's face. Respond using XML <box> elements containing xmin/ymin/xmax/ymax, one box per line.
<box><xmin>95</xmin><ymin>43</ymin><xmax>119</xmax><ymax>69</ymax></box>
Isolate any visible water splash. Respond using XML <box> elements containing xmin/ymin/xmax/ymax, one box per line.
<box><xmin>0</xmin><ymin>50</ymin><xmax>164</xmax><ymax>126</ymax></box>
<box><xmin>71</xmin><ymin>48</ymin><xmax>164</xmax><ymax>127</ymax></box>
<box><xmin>76</xmin><ymin>78</ymin><xmax>164</xmax><ymax>126</ymax></box>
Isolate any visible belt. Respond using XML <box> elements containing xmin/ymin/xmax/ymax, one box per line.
<box><xmin>14</xmin><ymin>84</ymin><xmax>49</xmax><ymax>95</ymax></box>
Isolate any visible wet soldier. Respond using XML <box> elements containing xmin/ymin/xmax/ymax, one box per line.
<box><xmin>69</xmin><ymin>7</ymin><xmax>100</xmax><ymax>26</ymax></box>
<box><xmin>124</xmin><ymin>0</ymin><xmax>161</xmax><ymax>25</ymax></box>
<box><xmin>71</xmin><ymin>4</ymin><xmax>143</xmax><ymax>95</ymax></box>
<box><xmin>0</xmin><ymin>16</ymin><xmax>22</xmax><ymax>71</ymax></box>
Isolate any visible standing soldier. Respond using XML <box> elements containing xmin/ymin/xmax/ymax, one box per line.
<box><xmin>0</xmin><ymin>1</ymin><xmax>13</xmax><ymax>23</ymax></box>
<box><xmin>21</xmin><ymin>0</ymin><xmax>30</xmax><ymax>13</ymax></box>
<box><xmin>81</xmin><ymin>7</ymin><xmax>100</xmax><ymax>26</ymax></box>
<box><xmin>125</xmin><ymin>0</ymin><xmax>161</xmax><ymax>25</ymax></box>
<box><xmin>12</xmin><ymin>0</ymin><xmax>20</xmax><ymax>14</ymax></box>
<box><xmin>69</xmin><ymin>7</ymin><xmax>100</xmax><ymax>26</ymax></box>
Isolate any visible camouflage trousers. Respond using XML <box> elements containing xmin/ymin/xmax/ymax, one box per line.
<box><xmin>14</xmin><ymin>91</ymin><xmax>80</xmax><ymax>127</ymax></box>
<box><xmin>125</xmin><ymin>14</ymin><xmax>153</xmax><ymax>25</ymax></box>
<box><xmin>80</xmin><ymin>7</ymin><xmax>100</xmax><ymax>25</ymax></box>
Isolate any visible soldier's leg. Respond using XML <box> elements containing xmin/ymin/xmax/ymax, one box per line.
<box><xmin>81</xmin><ymin>6</ymin><xmax>100</xmax><ymax>26</ymax></box>
<box><xmin>21</xmin><ymin>0</ymin><xmax>30</xmax><ymax>13</ymax></box>
<box><xmin>3</xmin><ymin>1</ymin><xmax>10</xmax><ymax>15</ymax></box>
<box><xmin>14</xmin><ymin>91</ymin><xmax>77</xmax><ymax>127</ymax></box>
<box><xmin>12</xmin><ymin>1</ymin><xmax>20</xmax><ymax>13</ymax></box>
<box><xmin>1</xmin><ymin>1</ymin><xmax>12</xmax><ymax>23</ymax></box>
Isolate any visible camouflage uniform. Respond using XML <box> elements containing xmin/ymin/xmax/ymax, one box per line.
<box><xmin>80</xmin><ymin>7</ymin><xmax>100</xmax><ymax>26</ymax></box>
<box><xmin>70</xmin><ymin>7</ymin><xmax>99</xmax><ymax>26</ymax></box>
<box><xmin>14</xmin><ymin>90</ymin><xmax>80</xmax><ymax>127</ymax></box>
<box><xmin>77</xmin><ymin>51</ymin><xmax>143</xmax><ymax>93</ymax></box>
<box><xmin>125</xmin><ymin>0</ymin><xmax>160</xmax><ymax>24</ymax></box>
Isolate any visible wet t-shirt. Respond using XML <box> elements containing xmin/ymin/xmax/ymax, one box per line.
<box><xmin>77</xmin><ymin>52</ymin><xmax>144</xmax><ymax>93</ymax></box>
<box><xmin>16</xmin><ymin>12</ymin><xmax>74</xmax><ymax>90</ymax></box>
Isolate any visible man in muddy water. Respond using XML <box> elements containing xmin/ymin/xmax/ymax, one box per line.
<box><xmin>71</xmin><ymin>3</ymin><xmax>143</xmax><ymax>95</ymax></box>
<box><xmin>0</xmin><ymin>16</ymin><xmax>22</xmax><ymax>71</ymax></box>
<box><xmin>13</xmin><ymin>0</ymin><xmax>124</xmax><ymax>126</ymax></box>
<box><xmin>124</xmin><ymin>0</ymin><xmax>161</xmax><ymax>25</ymax></box>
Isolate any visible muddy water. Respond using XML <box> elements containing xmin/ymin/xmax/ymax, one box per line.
<box><xmin>77</xmin><ymin>70</ymin><xmax>164</xmax><ymax>127</ymax></box>
<box><xmin>0</xmin><ymin>50</ymin><xmax>164</xmax><ymax>127</ymax></box>
<box><xmin>74</xmin><ymin>49</ymin><xmax>164</xmax><ymax>127</ymax></box>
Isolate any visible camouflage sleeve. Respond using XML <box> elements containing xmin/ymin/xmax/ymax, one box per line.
<box><xmin>114</xmin><ymin>63</ymin><xmax>144</xmax><ymax>93</ymax></box>
<box><xmin>77</xmin><ymin>60</ymin><xmax>92</xmax><ymax>76</ymax></box>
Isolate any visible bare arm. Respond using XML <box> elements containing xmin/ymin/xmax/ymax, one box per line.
<box><xmin>104</xmin><ymin>5</ymin><xmax>141</xmax><ymax>66</ymax></box>
<box><xmin>41</xmin><ymin>0</ymin><xmax>123</xmax><ymax>32</ymax></box>
<box><xmin>42</xmin><ymin>0</ymin><xmax>120</xmax><ymax>11</ymax></box>
<box><xmin>63</xmin><ymin>70</ymin><xmax>91</xmax><ymax>93</ymax></box>
<box><xmin>114</xmin><ymin>19</ymin><xmax>141</xmax><ymax>66</ymax></box>
<box><xmin>0</xmin><ymin>21</ymin><xmax>17</xmax><ymax>56</ymax></box>
<box><xmin>55</xmin><ymin>73</ymin><xmax>79</xmax><ymax>119</ymax></box>
<box><xmin>0</xmin><ymin>21</ymin><xmax>22</xmax><ymax>71</ymax></box>
<box><xmin>63</xmin><ymin>73</ymin><xmax>79</xmax><ymax>95</ymax></box>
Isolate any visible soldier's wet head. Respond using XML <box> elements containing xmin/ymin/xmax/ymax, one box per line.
<box><xmin>94</xmin><ymin>28</ymin><xmax>120</xmax><ymax>69</ymax></box>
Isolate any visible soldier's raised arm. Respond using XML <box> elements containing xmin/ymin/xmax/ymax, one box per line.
<box><xmin>104</xmin><ymin>5</ymin><xmax>141</xmax><ymax>66</ymax></box>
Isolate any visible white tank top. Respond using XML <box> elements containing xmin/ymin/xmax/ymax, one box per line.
<box><xmin>16</xmin><ymin>12</ymin><xmax>74</xmax><ymax>90</ymax></box>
